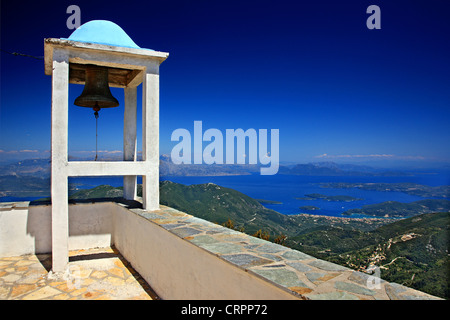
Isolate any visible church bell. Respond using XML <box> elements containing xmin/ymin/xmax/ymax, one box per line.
<box><xmin>74</xmin><ymin>65</ymin><xmax>119</xmax><ymax>112</ymax></box>
<box><xmin>74</xmin><ymin>64</ymin><xmax>119</xmax><ymax>161</ymax></box>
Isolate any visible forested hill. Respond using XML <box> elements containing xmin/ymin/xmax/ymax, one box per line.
<box><xmin>347</xmin><ymin>212</ymin><xmax>448</xmax><ymax>298</ymax></box>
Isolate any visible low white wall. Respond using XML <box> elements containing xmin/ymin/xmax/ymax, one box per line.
<box><xmin>0</xmin><ymin>205</ymin><xmax>48</xmax><ymax>257</ymax></box>
<box><xmin>68</xmin><ymin>202</ymin><xmax>114</xmax><ymax>251</ymax></box>
<box><xmin>0</xmin><ymin>202</ymin><xmax>113</xmax><ymax>257</ymax></box>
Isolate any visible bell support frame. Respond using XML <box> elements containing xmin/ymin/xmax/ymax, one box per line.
<box><xmin>44</xmin><ymin>37</ymin><xmax>169</xmax><ymax>273</ymax></box>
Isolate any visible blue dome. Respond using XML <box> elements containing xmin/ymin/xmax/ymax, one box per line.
<box><xmin>66</xmin><ymin>20</ymin><xmax>149</xmax><ymax>50</ymax></box>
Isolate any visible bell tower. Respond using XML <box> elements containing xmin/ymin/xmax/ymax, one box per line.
<box><xmin>44</xmin><ymin>20</ymin><xmax>169</xmax><ymax>272</ymax></box>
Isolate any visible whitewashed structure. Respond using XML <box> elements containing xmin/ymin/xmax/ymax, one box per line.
<box><xmin>44</xmin><ymin>20</ymin><xmax>169</xmax><ymax>272</ymax></box>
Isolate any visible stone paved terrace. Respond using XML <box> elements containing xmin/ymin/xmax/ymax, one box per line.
<box><xmin>132</xmin><ymin>205</ymin><xmax>441</xmax><ymax>300</ymax></box>
<box><xmin>0</xmin><ymin>247</ymin><xmax>158</xmax><ymax>300</ymax></box>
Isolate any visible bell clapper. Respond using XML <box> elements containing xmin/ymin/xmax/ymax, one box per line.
<box><xmin>94</xmin><ymin>104</ymin><xmax>100</xmax><ymax>161</ymax></box>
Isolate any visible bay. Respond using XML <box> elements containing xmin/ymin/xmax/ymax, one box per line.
<box><xmin>159</xmin><ymin>174</ymin><xmax>441</xmax><ymax>218</ymax></box>
<box><xmin>68</xmin><ymin>172</ymin><xmax>449</xmax><ymax>218</ymax></box>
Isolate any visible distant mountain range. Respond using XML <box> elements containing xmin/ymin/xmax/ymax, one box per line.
<box><xmin>0</xmin><ymin>158</ymin><xmax>51</xmax><ymax>178</ymax></box>
<box><xmin>158</xmin><ymin>154</ymin><xmax>261</xmax><ymax>176</ymax></box>
<box><xmin>278</xmin><ymin>161</ymin><xmax>412</xmax><ymax>176</ymax></box>
<box><xmin>0</xmin><ymin>156</ymin><xmax>413</xmax><ymax>178</ymax></box>
<box><xmin>0</xmin><ymin>156</ymin><xmax>438</xmax><ymax>198</ymax></box>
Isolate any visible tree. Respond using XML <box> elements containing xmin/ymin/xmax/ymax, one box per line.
<box><xmin>253</xmin><ymin>229</ymin><xmax>270</xmax><ymax>241</ymax></box>
<box><xmin>274</xmin><ymin>234</ymin><xmax>287</xmax><ymax>246</ymax></box>
<box><xmin>222</xmin><ymin>218</ymin><xmax>234</xmax><ymax>230</ymax></box>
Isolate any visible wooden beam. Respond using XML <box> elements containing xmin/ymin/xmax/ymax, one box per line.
<box><xmin>69</xmin><ymin>63</ymin><xmax>141</xmax><ymax>88</ymax></box>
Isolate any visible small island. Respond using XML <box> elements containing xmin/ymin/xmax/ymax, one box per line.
<box><xmin>299</xmin><ymin>205</ymin><xmax>320</xmax><ymax>211</ymax></box>
<box><xmin>320</xmin><ymin>182</ymin><xmax>450</xmax><ymax>198</ymax></box>
<box><xmin>296</xmin><ymin>193</ymin><xmax>363</xmax><ymax>202</ymax></box>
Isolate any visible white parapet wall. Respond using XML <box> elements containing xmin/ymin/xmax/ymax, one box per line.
<box><xmin>0</xmin><ymin>202</ymin><xmax>51</xmax><ymax>257</ymax></box>
<box><xmin>0</xmin><ymin>202</ymin><xmax>114</xmax><ymax>257</ymax></box>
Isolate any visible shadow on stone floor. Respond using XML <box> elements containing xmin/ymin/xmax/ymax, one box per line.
<box><xmin>4</xmin><ymin>246</ymin><xmax>161</xmax><ymax>300</ymax></box>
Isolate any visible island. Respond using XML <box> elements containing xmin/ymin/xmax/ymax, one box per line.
<box><xmin>342</xmin><ymin>199</ymin><xmax>450</xmax><ymax>218</ymax></box>
<box><xmin>296</xmin><ymin>193</ymin><xmax>363</xmax><ymax>202</ymax></box>
<box><xmin>299</xmin><ymin>206</ymin><xmax>320</xmax><ymax>211</ymax></box>
<box><xmin>320</xmin><ymin>182</ymin><xmax>450</xmax><ymax>198</ymax></box>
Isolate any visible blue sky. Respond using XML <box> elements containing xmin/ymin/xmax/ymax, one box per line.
<box><xmin>1</xmin><ymin>0</ymin><xmax>449</xmax><ymax>167</ymax></box>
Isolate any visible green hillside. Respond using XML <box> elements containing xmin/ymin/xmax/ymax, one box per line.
<box><xmin>69</xmin><ymin>184</ymin><xmax>124</xmax><ymax>199</ymax></box>
<box><xmin>289</xmin><ymin>212</ymin><xmax>449</xmax><ymax>298</ymax></box>
<box><xmin>159</xmin><ymin>180</ymin><xmax>296</xmax><ymax>236</ymax></box>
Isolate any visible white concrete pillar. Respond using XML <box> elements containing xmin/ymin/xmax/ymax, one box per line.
<box><xmin>123</xmin><ymin>86</ymin><xmax>137</xmax><ymax>200</ymax></box>
<box><xmin>142</xmin><ymin>67</ymin><xmax>160</xmax><ymax>210</ymax></box>
<box><xmin>50</xmin><ymin>48</ymin><xmax>69</xmax><ymax>272</ymax></box>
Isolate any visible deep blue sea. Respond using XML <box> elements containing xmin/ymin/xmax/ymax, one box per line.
<box><xmin>158</xmin><ymin>173</ymin><xmax>449</xmax><ymax>218</ymax></box>
<box><xmin>2</xmin><ymin>172</ymin><xmax>448</xmax><ymax>218</ymax></box>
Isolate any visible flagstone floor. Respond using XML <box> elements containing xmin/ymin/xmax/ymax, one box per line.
<box><xmin>0</xmin><ymin>246</ymin><xmax>158</xmax><ymax>300</ymax></box>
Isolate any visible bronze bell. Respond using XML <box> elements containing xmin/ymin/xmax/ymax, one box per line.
<box><xmin>74</xmin><ymin>65</ymin><xmax>119</xmax><ymax>111</ymax></box>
